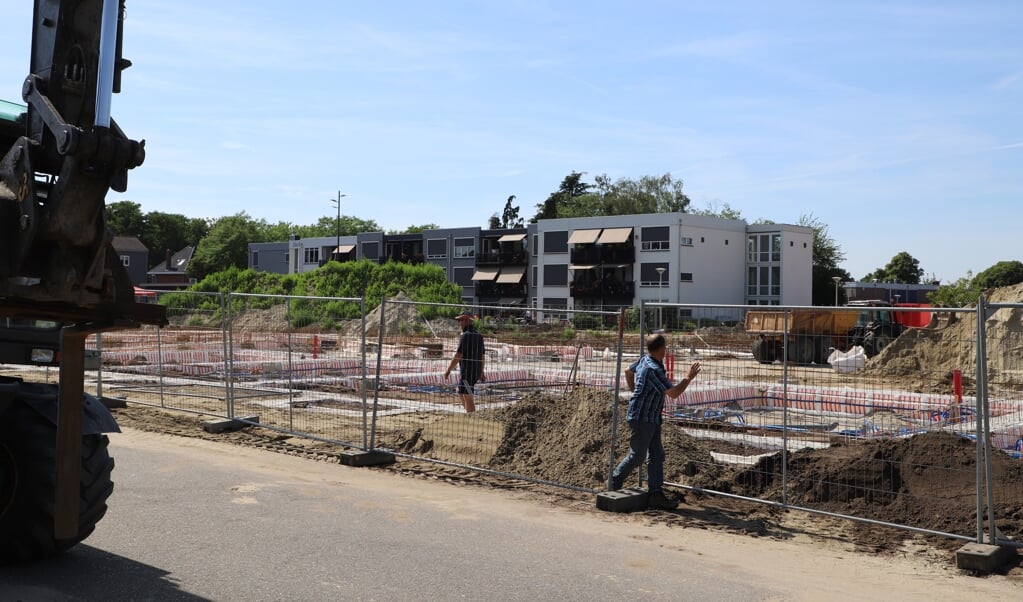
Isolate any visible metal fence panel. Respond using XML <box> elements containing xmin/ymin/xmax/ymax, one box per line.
<box><xmin>639</xmin><ymin>302</ymin><xmax>1004</xmax><ymax>543</ymax></box>
<box><xmin>978</xmin><ymin>299</ymin><xmax>1023</xmax><ymax>545</ymax></box>
<box><xmin>225</xmin><ymin>293</ymin><xmax>368</xmax><ymax>448</ymax></box>
<box><xmin>365</xmin><ymin>300</ymin><xmax>624</xmax><ymax>491</ymax></box>
<box><xmin>97</xmin><ymin>291</ymin><xmax>229</xmax><ymax>415</ymax></box>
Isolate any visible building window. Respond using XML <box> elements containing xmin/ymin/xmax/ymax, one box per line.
<box><xmin>640</xmin><ymin>226</ymin><xmax>669</xmax><ymax>251</ymax></box>
<box><xmin>640</xmin><ymin>262</ymin><xmax>670</xmax><ymax>287</ymax></box>
<box><xmin>543</xmin><ymin>297</ymin><xmax>569</xmax><ymax>321</ymax></box>
<box><xmin>544</xmin><ymin>231</ymin><xmax>568</xmax><ymax>254</ymax></box>
<box><xmin>747</xmin><ymin>233</ymin><xmax>781</xmax><ymax>263</ymax></box>
<box><xmin>252</xmin><ymin>251</ymin><xmax>259</xmax><ymax>267</ymax></box>
<box><xmin>680</xmin><ymin>236</ymin><xmax>693</xmax><ymax>246</ymax></box>
<box><xmin>120</xmin><ymin>255</ymin><xmax>130</xmax><ymax>267</ymax></box>
<box><xmin>680</xmin><ymin>272</ymin><xmax>693</xmax><ymax>282</ymax></box>
<box><xmin>747</xmin><ymin>265</ymin><xmax>782</xmax><ymax>298</ymax></box>
<box><xmin>453</xmin><ymin>267</ymin><xmax>474</xmax><ymax>286</ymax></box>
<box><xmin>532</xmin><ymin>234</ymin><xmax>538</xmax><ymax>256</ymax></box>
<box><xmin>532</xmin><ymin>265</ymin><xmax>538</xmax><ymax>289</ymax></box>
<box><xmin>426</xmin><ymin>238</ymin><xmax>447</xmax><ymax>259</ymax></box>
<box><xmin>362</xmin><ymin>241</ymin><xmax>379</xmax><ymax>261</ymax></box>
<box><xmin>304</xmin><ymin>248</ymin><xmax>320</xmax><ymax>264</ymax></box>
<box><xmin>453</xmin><ymin>237</ymin><xmax>474</xmax><ymax>259</ymax></box>
<box><xmin>543</xmin><ymin>264</ymin><xmax>568</xmax><ymax>286</ymax></box>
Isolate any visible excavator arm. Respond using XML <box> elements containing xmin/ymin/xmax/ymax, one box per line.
<box><xmin>0</xmin><ymin>0</ymin><xmax>166</xmax><ymax>549</ymax></box>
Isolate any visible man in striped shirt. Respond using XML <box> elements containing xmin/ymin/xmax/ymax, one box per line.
<box><xmin>611</xmin><ymin>333</ymin><xmax>701</xmax><ymax>509</ymax></box>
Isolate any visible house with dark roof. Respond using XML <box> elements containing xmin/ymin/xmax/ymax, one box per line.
<box><xmin>146</xmin><ymin>246</ymin><xmax>196</xmax><ymax>291</ymax></box>
<box><xmin>111</xmin><ymin>236</ymin><xmax>149</xmax><ymax>285</ymax></box>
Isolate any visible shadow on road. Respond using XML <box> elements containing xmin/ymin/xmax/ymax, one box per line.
<box><xmin>0</xmin><ymin>545</ymin><xmax>210</xmax><ymax>601</ymax></box>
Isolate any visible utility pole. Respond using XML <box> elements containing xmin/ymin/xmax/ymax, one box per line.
<box><xmin>330</xmin><ymin>190</ymin><xmax>346</xmax><ymax>261</ymax></box>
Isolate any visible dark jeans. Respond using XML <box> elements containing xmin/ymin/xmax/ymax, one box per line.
<box><xmin>611</xmin><ymin>420</ymin><xmax>664</xmax><ymax>492</ymax></box>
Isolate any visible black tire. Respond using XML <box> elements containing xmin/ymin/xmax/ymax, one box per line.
<box><xmin>814</xmin><ymin>337</ymin><xmax>832</xmax><ymax>365</ymax></box>
<box><xmin>864</xmin><ymin>333</ymin><xmax>892</xmax><ymax>358</ymax></box>
<box><xmin>792</xmin><ymin>336</ymin><xmax>815</xmax><ymax>365</ymax></box>
<box><xmin>752</xmin><ymin>339</ymin><xmax>776</xmax><ymax>364</ymax></box>
<box><xmin>0</xmin><ymin>401</ymin><xmax>114</xmax><ymax>564</ymax></box>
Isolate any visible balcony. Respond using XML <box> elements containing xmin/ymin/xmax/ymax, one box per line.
<box><xmin>476</xmin><ymin>249</ymin><xmax>528</xmax><ymax>266</ymax></box>
<box><xmin>569</xmin><ymin>246</ymin><xmax>634</xmax><ymax>265</ymax></box>
<box><xmin>569</xmin><ymin>281</ymin><xmax>635</xmax><ymax>300</ymax></box>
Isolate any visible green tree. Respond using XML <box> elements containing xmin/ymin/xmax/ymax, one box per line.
<box><xmin>497</xmin><ymin>195</ymin><xmax>524</xmax><ymax>228</ymax></box>
<box><xmin>106</xmin><ymin>201</ymin><xmax>145</xmax><ymax>237</ymax></box>
<box><xmin>388</xmin><ymin>223</ymin><xmax>440</xmax><ymax>234</ymax></box>
<box><xmin>691</xmin><ymin>201</ymin><xmax>744</xmax><ymax>221</ymax></box>
<box><xmin>972</xmin><ymin>260</ymin><xmax>1023</xmax><ymax>290</ymax></box>
<box><xmin>798</xmin><ymin>213</ymin><xmax>851</xmax><ymax>306</ymax></box>
<box><xmin>531</xmin><ymin>171</ymin><xmax>592</xmax><ymax>222</ymax></box>
<box><xmin>863</xmin><ymin>251</ymin><xmax>924</xmax><ymax>284</ymax></box>
<box><xmin>142</xmin><ymin>212</ymin><xmax>209</xmax><ymax>267</ymax></box>
<box><xmin>929</xmin><ymin>272</ymin><xmax>978</xmax><ymax>307</ymax></box>
<box><xmin>595</xmin><ymin>173</ymin><xmax>692</xmax><ymax>216</ymax></box>
<box><xmin>188</xmin><ymin>212</ymin><xmax>263</xmax><ymax>280</ymax></box>
<box><xmin>532</xmin><ymin>172</ymin><xmax>693</xmax><ymax>221</ymax></box>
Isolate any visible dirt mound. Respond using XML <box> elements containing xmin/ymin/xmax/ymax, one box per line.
<box><xmin>488</xmin><ymin>388</ymin><xmax>742</xmax><ymax>491</ymax></box>
<box><xmin>348</xmin><ymin>291</ymin><xmax>430</xmax><ymax>337</ymax></box>
<box><xmin>722</xmin><ymin>432</ymin><xmax>1023</xmax><ymax>538</ymax></box>
<box><xmin>869</xmin><ymin>283</ymin><xmax>1023</xmax><ymax>391</ymax></box>
<box><xmin>485</xmin><ymin>388</ymin><xmax>1023</xmax><ymax>548</ymax></box>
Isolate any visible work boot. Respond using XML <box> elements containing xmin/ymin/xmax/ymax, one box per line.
<box><xmin>647</xmin><ymin>490</ymin><xmax>679</xmax><ymax>510</ymax></box>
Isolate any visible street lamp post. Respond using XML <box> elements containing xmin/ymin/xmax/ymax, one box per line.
<box><xmin>330</xmin><ymin>190</ymin><xmax>346</xmax><ymax>261</ymax></box>
<box><xmin>832</xmin><ymin>276</ymin><xmax>842</xmax><ymax>306</ymax></box>
<box><xmin>655</xmin><ymin>267</ymin><xmax>666</xmax><ymax>328</ymax></box>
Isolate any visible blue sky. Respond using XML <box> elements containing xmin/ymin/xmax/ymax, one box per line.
<box><xmin>2</xmin><ymin>1</ymin><xmax>1020</xmax><ymax>282</ymax></box>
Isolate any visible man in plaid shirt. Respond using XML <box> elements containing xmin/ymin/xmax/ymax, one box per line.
<box><xmin>611</xmin><ymin>333</ymin><xmax>701</xmax><ymax>509</ymax></box>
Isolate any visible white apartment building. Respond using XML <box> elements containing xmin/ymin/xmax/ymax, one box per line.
<box><xmin>532</xmin><ymin>213</ymin><xmax>813</xmax><ymax>321</ymax></box>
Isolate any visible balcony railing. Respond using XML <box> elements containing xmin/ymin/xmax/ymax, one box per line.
<box><xmin>476</xmin><ymin>250</ymin><xmax>528</xmax><ymax>266</ymax></box>
<box><xmin>569</xmin><ymin>281</ymin><xmax>635</xmax><ymax>299</ymax></box>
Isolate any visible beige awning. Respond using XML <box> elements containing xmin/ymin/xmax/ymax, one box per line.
<box><xmin>569</xmin><ymin>264</ymin><xmax>597</xmax><ymax>270</ymax></box>
<box><xmin>597</xmin><ymin>227</ymin><xmax>633</xmax><ymax>244</ymax></box>
<box><xmin>471</xmin><ymin>267</ymin><xmax>500</xmax><ymax>281</ymax></box>
<box><xmin>495</xmin><ymin>266</ymin><xmax>526</xmax><ymax>284</ymax></box>
<box><xmin>333</xmin><ymin>244</ymin><xmax>355</xmax><ymax>254</ymax></box>
<box><xmin>497</xmin><ymin>233</ymin><xmax>527</xmax><ymax>242</ymax></box>
<box><xmin>568</xmin><ymin>229</ymin><xmax>601</xmax><ymax>244</ymax></box>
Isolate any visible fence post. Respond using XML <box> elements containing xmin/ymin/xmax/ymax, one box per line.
<box><xmin>369</xmin><ymin>296</ymin><xmax>387</xmax><ymax>451</ymax></box>
<box><xmin>360</xmin><ymin>296</ymin><xmax>368</xmax><ymax>450</ymax></box>
<box><xmin>975</xmin><ymin>295</ymin><xmax>998</xmax><ymax>544</ymax></box>
<box><xmin>156</xmin><ymin>323</ymin><xmax>165</xmax><ymax>408</ymax></box>
<box><xmin>95</xmin><ymin>333</ymin><xmax>103</xmax><ymax>400</ymax></box>
<box><xmin>287</xmin><ymin>299</ymin><xmax>295</xmax><ymax>433</ymax></box>
<box><xmin>224</xmin><ymin>292</ymin><xmax>234</xmax><ymax>419</ymax></box>
<box><xmin>780</xmin><ymin>308</ymin><xmax>791</xmax><ymax>506</ymax></box>
<box><xmin>606</xmin><ymin>308</ymin><xmax>627</xmax><ymax>491</ymax></box>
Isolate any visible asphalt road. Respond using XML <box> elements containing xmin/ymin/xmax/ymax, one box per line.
<box><xmin>0</xmin><ymin>429</ymin><xmax>1017</xmax><ymax>601</ymax></box>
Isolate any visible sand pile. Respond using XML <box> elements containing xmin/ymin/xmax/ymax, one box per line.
<box><xmin>868</xmin><ymin>283</ymin><xmax>1023</xmax><ymax>391</ymax></box>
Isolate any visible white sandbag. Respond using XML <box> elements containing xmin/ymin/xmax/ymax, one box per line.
<box><xmin>828</xmin><ymin>345</ymin><xmax>866</xmax><ymax>373</ymax></box>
